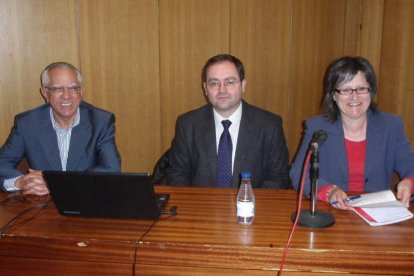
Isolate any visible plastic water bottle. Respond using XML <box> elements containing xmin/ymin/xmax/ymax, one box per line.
<box><xmin>236</xmin><ymin>172</ymin><xmax>255</xmax><ymax>225</ymax></box>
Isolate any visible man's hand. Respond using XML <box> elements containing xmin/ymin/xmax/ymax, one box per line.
<box><xmin>15</xmin><ymin>169</ymin><xmax>49</xmax><ymax>195</ymax></box>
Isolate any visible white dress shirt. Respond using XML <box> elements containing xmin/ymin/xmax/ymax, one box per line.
<box><xmin>213</xmin><ymin>103</ymin><xmax>242</xmax><ymax>173</ymax></box>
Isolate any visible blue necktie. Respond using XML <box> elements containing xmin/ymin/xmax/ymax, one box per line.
<box><xmin>217</xmin><ymin>120</ymin><xmax>232</xmax><ymax>187</ymax></box>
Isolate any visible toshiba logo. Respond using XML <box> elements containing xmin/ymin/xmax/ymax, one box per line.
<box><xmin>63</xmin><ymin>210</ymin><xmax>81</xmax><ymax>215</ymax></box>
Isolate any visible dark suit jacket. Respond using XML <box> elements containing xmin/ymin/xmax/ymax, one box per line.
<box><xmin>290</xmin><ymin>111</ymin><xmax>414</xmax><ymax>196</ymax></box>
<box><xmin>0</xmin><ymin>101</ymin><xmax>121</xmax><ymax>189</ymax></box>
<box><xmin>166</xmin><ymin>101</ymin><xmax>290</xmax><ymax>188</ymax></box>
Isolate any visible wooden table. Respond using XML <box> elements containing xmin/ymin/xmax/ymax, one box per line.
<box><xmin>0</xmin><ymin>187</ymin><xmax>413</xmax><ymax>275</ymax></box>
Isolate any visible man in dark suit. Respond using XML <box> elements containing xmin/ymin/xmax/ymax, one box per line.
<box><xmin>0</xmin><ymin>62</ymin><xmax>121</xmax><ymax>195</ymax></box>
<box><xmin>166</xmin><ymin>54</ymin><xmax>289</xmax><ymax>188</ymax></box>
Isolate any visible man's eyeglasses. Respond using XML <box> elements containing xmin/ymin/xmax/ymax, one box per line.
<box><xmin>45</xmin><ymin>85</ymin><xmax>81</xmax><ymax>95</ymax></box>
<box><xmin>206</xmin><ymin>79</ymin><xmax>241</xmax><ymax>91</ymax></box>
<box><xmin>334</xmin><ymin>87</ymin><xmax>370</xmax><ymax>95</ymax></box>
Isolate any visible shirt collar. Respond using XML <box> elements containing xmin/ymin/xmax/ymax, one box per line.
<box><xmin>213</xmin><ymin>102</ymin><xmax>242</xmax><ymax>127</ymax></box>
<box><xmin>50</xmin><ymin>107</ymin><xmax>80</xmax><ymax>131</ymax></box>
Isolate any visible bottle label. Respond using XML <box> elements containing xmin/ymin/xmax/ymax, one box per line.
<box><xmin>237</xmin><ymin>201</ymin><xmax>255</xmax><ymax>217</ymax></box>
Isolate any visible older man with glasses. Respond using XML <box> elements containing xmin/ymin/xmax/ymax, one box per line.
<box><xmin>0</xmin><ymin>62</ymin><xmax>121</xmax><ymax>195</ymax></box>
<box><xmin>166</xmin><ymin>54</ymin><xmax>289</xmax><ymax>188</ymax></box>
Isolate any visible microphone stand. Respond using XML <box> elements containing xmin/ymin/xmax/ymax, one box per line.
<box><xmin>292</xmin><ymin>144</ymin><xmax>335</xmax><ymax>228</ymax></box>
<box><xmin>310</xmin><ymin>146</ymin><xmax>319</xmax><ymax>216</ymax></box>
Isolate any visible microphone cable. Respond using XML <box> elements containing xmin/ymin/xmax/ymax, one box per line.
<box><xmin>278</xmin><ymin>150</ymin><xmax>311</xmax><ymax>276</ymax></box>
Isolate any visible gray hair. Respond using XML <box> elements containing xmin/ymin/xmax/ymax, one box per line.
<box><xmin>40</xmin><ymin>62</ymin><xmax>83</xmax><ymax>87</ymax></box>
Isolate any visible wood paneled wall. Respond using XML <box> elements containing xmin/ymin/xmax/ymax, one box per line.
<box><xmin>0</xmin><ymin>0</ymin><xmax>79</xmax><ymax>141</ymax></box>
<box><xmin>379</xmin><ymin>0</ymin><xmax>414</xmax><ymax>135</ymax></box>
<box><xmin>79</xmin><ymin>0</ymin><xmax>160</xmax><ymax>171</ymax></box>
<box><xmin>1</xmin><ymin>0</ymin><xmax>413</xmax><ymax>173</ymax></box>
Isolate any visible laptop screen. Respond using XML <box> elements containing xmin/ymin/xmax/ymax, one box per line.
<box><xmin>43</xmin><ymin>171</ymin><xmax>169</xmax><ymax>219</ymax></box>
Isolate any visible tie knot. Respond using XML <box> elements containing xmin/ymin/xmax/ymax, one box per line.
<box><xmin>221</xmin><ymin>120</ymin><xmax>232</xmax><ymax>130</ymax></box>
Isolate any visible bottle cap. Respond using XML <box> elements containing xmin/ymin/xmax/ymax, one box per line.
<box><xmin>241</xmin><ymin>172</ymin><xmax>251</xmax><ymax>178</ymax></box>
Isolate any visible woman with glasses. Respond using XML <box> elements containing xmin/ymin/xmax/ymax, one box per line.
<box><xmin>290</xmin><ymin>56</ymin><xmax>414</xmax><ymax>210</ymax></box>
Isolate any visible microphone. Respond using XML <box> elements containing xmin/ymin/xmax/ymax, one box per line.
<box><xmin>310</xmin><ymin>130</ymin><xmax>328</xmax><ymax>150</ymax></box>
<box><xmin>291</xmin><ymin>129</ymin><xmax>334</xmax><ymax>228</ymax></box>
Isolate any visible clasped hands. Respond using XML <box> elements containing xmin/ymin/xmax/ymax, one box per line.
<box><xmin>15</xmin><ymin>169</ymin><xmax>49</xmax><ymax>195</ymax></box>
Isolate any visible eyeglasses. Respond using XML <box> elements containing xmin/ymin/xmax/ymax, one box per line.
<box><xmin>334</xmin><ymin>87</ymin><xmax>370</xmax><ymax>95</ymax></box>
<box><xmin>206</xmin><ymin>78</ymin><xmax>241</xmax><ymax>91</ymax></box>
<box><xmin>45</xmin><ymin>85</ymin><xmax>81</xmax><ymax>95</ymax></box>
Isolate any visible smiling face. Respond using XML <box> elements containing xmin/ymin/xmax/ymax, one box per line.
<box><xmin>333</xmin><ymin>71</ymin><xmax>371</xmax><ymax>121</ymax></box>
<box><xmin>203</xmin><ymin>61</ymin><xmax>246</xmax><ymax>118</ymax></box>
<box><xmin>40</xmin><ymin>67</ymin><xmax>83</xmax><ymax>129</ymax></box>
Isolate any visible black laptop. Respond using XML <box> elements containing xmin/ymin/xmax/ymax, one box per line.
<box><xmin>43</xmin><ymin>171</ymin><xmax>169</xmax><ymax>219</ymax></box>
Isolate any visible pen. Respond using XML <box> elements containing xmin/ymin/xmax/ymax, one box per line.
<box><xmin>330</xmin><ymin>195</ymin><xmax>361</xmax><ymax>205</ymax></box>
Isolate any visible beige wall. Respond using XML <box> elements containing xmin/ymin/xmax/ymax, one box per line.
<box><xmin>1</xmin><ymin>0</ymin><xmax>413</xmax><ymax>173</ymax></box>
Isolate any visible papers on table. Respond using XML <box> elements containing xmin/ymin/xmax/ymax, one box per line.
<box><xmin>349</xmin><ymin>190</ymin><xmax>413</xmax><ymax>226</ymax></box>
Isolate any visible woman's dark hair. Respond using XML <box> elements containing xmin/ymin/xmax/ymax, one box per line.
<box><xmin>201</xmin><ymin>54</ymin><xmax>245</xmax><ymax>82</ymax></box>
<box><xmin>323</xmin><ymin>56</ymin><xmax>377</xmax><ymax>122</ymax></box>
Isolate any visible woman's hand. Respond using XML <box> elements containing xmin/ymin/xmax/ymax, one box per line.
<box><xmin>328</xmin><ymin>186</ymin><xmax>353</xmax><ymax>210</ymax></box>
<box><xmin>396</xmin><ymin>179</ymin><xmax>412</xmax><ymax>207</ymax></box>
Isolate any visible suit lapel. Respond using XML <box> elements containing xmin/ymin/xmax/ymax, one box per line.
<box><xmin>199</xmin><ymin>107</ymin><xmax>217</xmax><ymax>185</ymax></box>
<box><xmin>37</xmin><ymin>107</ymin><xmax>62</xmax><ymax>170</ymax></box>
<box><xmin>365</xmin><ymin>112</ymin><xmax>383</xmax><ymax>179</ymax></box>
<box><xmin>327</xmin><ymin>119</ymin><xmax>349</xmax><ymax>184</ymax></box>
<box><xmin>233</xmin><ymin>102</ymin><xmax>253</xmax><ymax>187</ymax></box>
<box><xmin>66</xmin><ymin>106</ymin><xmax>91</xmax><ymax>170</ymax></box>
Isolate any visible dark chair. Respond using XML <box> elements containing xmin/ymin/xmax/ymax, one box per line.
<box><xmin>152</xmin><ymin>149</ymin><xmax>170</xmax><ymax>185</ymax></box>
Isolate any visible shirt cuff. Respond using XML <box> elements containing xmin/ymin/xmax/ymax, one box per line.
<box><xmin>3</xmin><ymin>176</ymin><xmax>22</xmax><ymax>192</ymax></box>
<box><xmin>317</xmin><ymin>184</ymin><xmax>336</xmax><ymax>202</ymax></box>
